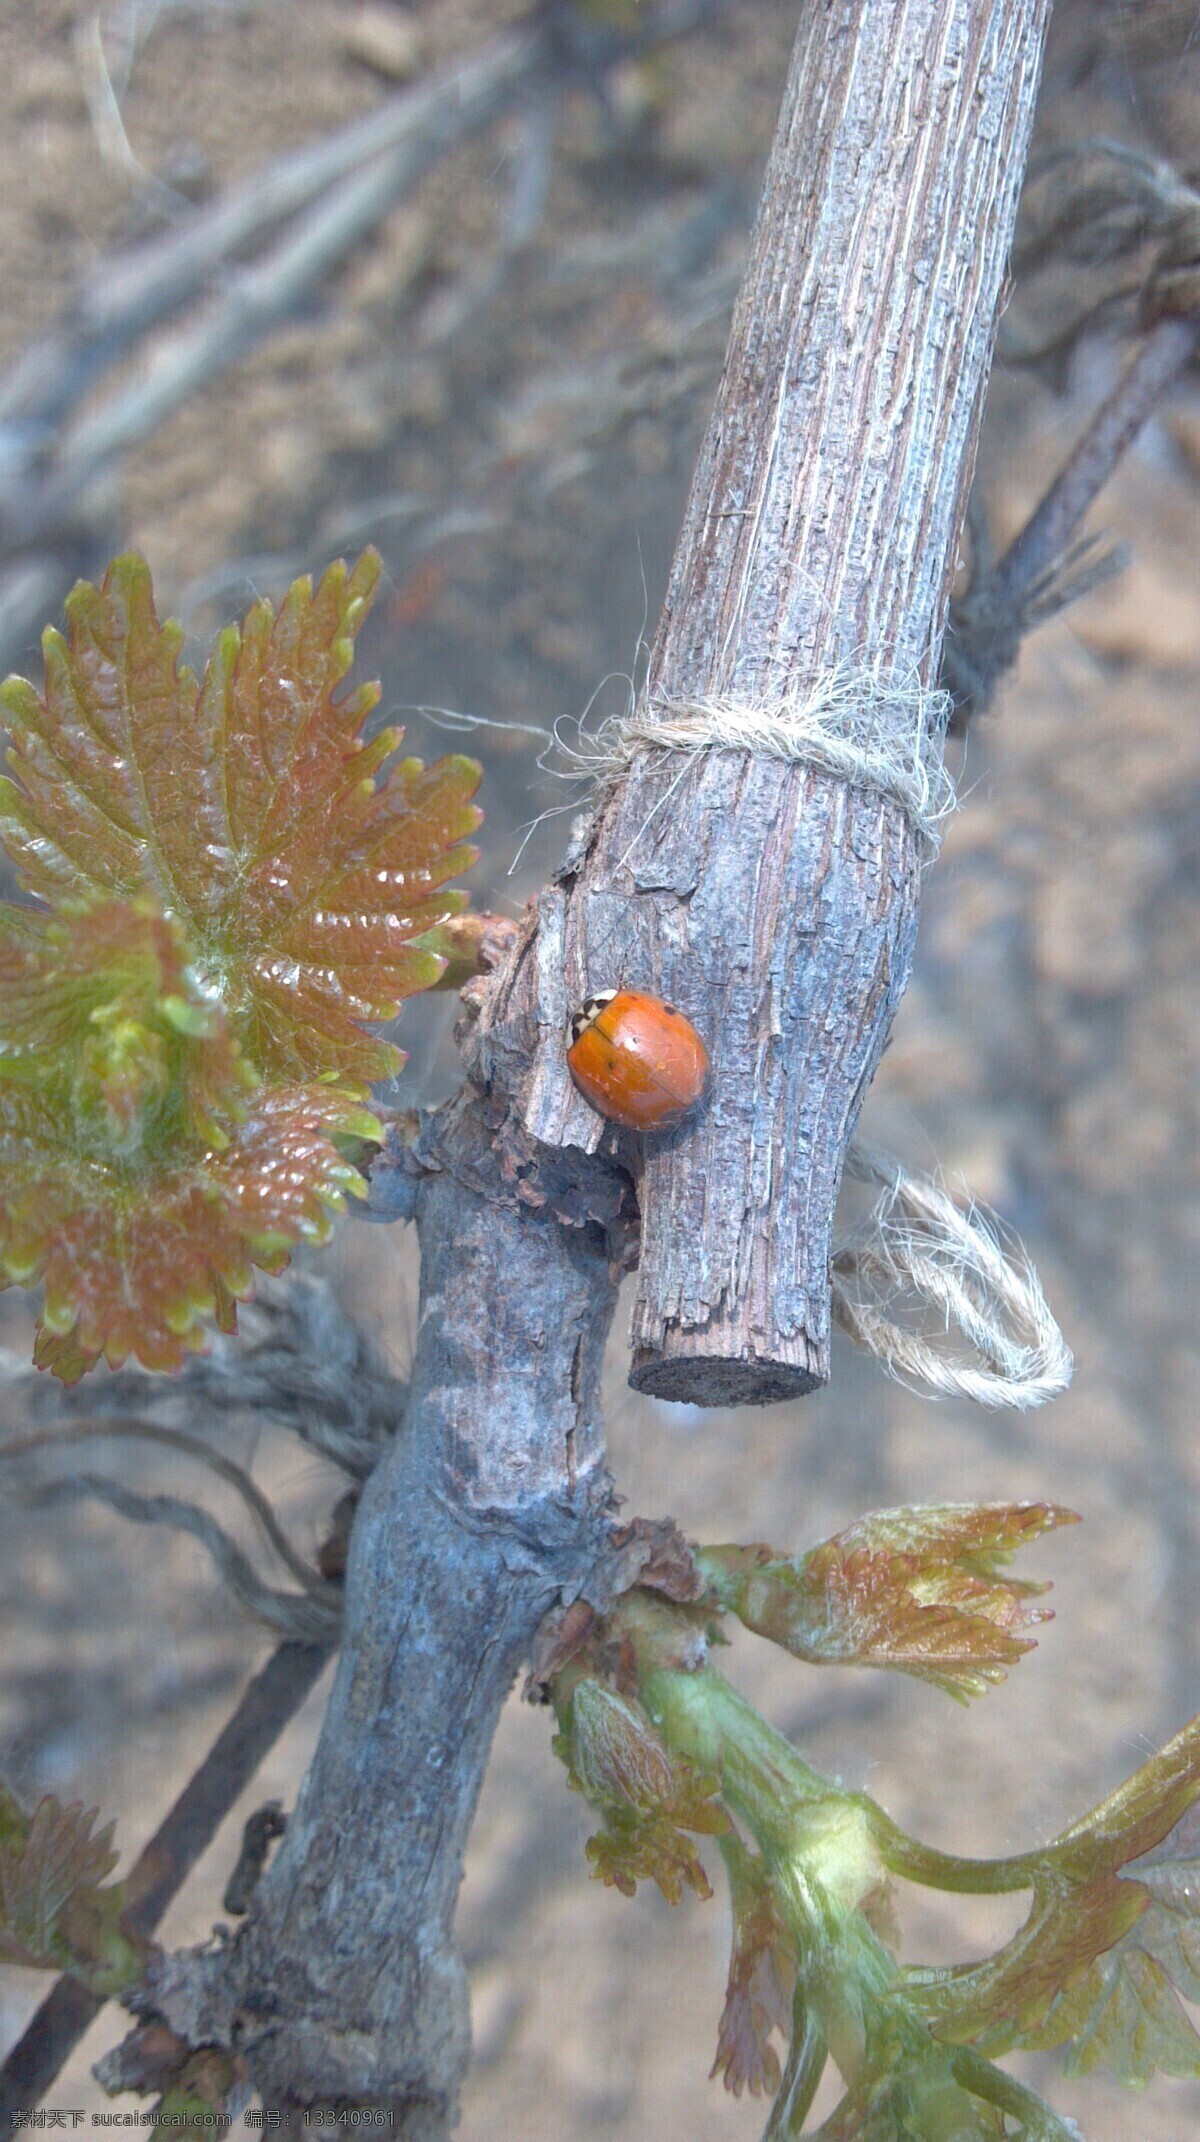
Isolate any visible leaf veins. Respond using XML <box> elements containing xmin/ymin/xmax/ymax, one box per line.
<box><xmin>0</xmin><ymin>1778</ymin><xmax>142</xmax><ymax>1994</ymax></box>
<box><xmin>914</xmin><ymin>1711</ymin><xmax>1200</xmax><ymax>2088</ymax></box>
<box><xmin>0</xmin><ymin>550</ymin><xmax>482</xmax><ymax>1086</ymax></box>
<box><xmin>700</xmin><ymin>1503</ymin><xmax>1076</xmax><ymax>1701</ymax></box>
<box><xmin>0</xmin><ymin>898</ymin><xmax>376</xmax><ymax>1378</ymax></box>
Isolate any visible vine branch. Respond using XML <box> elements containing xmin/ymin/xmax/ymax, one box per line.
<box><xmin>944</xmin><ymin>312</ymin><xmax>1200</xmax><ymax>720</ymax></box>
<box><xmin>0</xmin><ymin>1640</ymin><xmax>330</xmax><ymax>2127</ymax></box>
<box><xmin>127</xmin><ymin>3</ymin><xmax>1058</xmax><ymax>2131</ymax></box>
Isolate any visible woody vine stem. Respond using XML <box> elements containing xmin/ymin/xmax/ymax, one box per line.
<box><xmin>109</xmin><ymin>0</ymin><xmax>1060</xmax><ymax>2127</ymax></box>
<box><xmin>5</xmin><ymin>0</ymin><xmax>1200</xmax><ymax>2129</ymax></box>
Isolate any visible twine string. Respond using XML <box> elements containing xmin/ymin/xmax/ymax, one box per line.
<box><xmin>593</xmin><ymin>668</ymin><xmax>957</xmax><ymax>852</ymax></box>
<box><xmin>832</xmin><ymin>1146</ymin><xmax>1073</xmax><ymax>1410</ymax></box>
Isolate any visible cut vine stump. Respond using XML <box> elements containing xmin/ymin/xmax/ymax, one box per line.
<box><xmin>476</xmin><ymin>0</ymin><xmax>1052</xmax><ymax>1402</ymax></box>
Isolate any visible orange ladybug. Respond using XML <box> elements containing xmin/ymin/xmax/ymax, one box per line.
<box><xmin>566</xmin><ymin>988</ymin><xmax>710</xmax><ymax>1132</ymax></box>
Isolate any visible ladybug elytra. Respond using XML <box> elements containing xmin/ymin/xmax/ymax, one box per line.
<box><xmin>565</xmin><ymin>988</ymin><xmax>710</xmax><ymax>1132</ymax></box>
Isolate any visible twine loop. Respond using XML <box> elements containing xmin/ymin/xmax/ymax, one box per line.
<box><xmin>832</xmin><ymin>1146</ymin><xmax>1073</xmax><ymax>1410</ymax></box>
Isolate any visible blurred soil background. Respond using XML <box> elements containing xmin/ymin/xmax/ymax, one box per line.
<box><xmin>0</xmin><ymin>2</ymin><xmax>1198</xmax><ymax>2137</ymax></box>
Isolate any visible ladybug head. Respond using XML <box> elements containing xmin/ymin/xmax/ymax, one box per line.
<box><xmin>568</xmin><ymin>989</ymin><xmax>618</xmax><ymax>1046</ymax></box>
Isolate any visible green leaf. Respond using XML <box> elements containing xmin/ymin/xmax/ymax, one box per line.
<box><xmin>0</xmin><ymin>551</ymin><xmax>482</xmax><ymax>1088</ymax></box>
<box><xmin>1017</xmin><ymin>1800</ymin><xmax>1200</xmax><ymax>2086</ymax></box>
<box><xmin>0</xmin><ymin>896</ymin><xmax>376</xmax><ymax>1378</ymax></box>
<box><xmin>552</xmin><ymin>1679</ymin><xmax>728</xmax><ymax>1905</ymax></box>
<box><xmin>1133</xmin><ymin>1802</ymin><xmax>1200</xmax><ymax>2001</ymax></box>
<box><xmin>913</xmin><ymin>1712</ymin><xmax>1200</xmax><ymax>2084</ymax></box>
<box><xmin>0</xmin><ymin>550</ymin><xmax>473</xmax><ymax>1376</ymax></box>
<box><xmin>700</xmin><ymin>1504</ymin><xmax>1074</xmax><ymax>1702</ymax></box>
<box><xmin>1027</xmin><ymin>1944</ymin><xmax>1200</xmax><ymax>2085</ymax></box>
<box><xmin>0</xmin><ymin>1780</ymin><xmax>142</xmax><ymax>1995</ymax></box>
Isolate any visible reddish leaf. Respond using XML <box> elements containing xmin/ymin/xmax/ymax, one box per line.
<box><xmin>701</xmin><ymin>1503</ymin><xmax>1076</xmax><ymax>1702</ymax></box>
<box><xmin>553</xmin><ymin>1679</ymin><xmax>727</xmax><ymax>1904</ymax></box>
<box><xmin>0</xmin><ymin>897</ymin><xmax>375</xmax><ymax>1378</ymax></box>
<box><xmin>916</xmin><ymin>1711</ymin><xmax>1200</xmax><ymax>2082</ymax></box>
<box><xmin>0</xmin><ymin>551</ymin><xmax>482</xmax><ymax>1087</ymax></box>
<box><xmin>710</xmin><ymin>1834</ymin><xmax>795</xmax><ymax>2097</ymax></box>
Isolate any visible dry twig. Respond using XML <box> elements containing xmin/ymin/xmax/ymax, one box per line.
<box><xmin>0</xmin><ymin>1638</ymin><xmax>330</xmax><ymax>2128</ymax></box>
<box><xmin>0</xmin><ymin>0</ymin><xmax>732</xmax><ymax>670</ymax></box>
<box><xmin>942</xmin><ymin>140</ymin><xmax>1200</xmax><ymax>719</ymax></box>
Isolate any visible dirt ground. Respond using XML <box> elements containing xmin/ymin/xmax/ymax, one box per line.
<box><xmin>0</xmin><ymin>3</ymin><xmax>1198</xmax><ymax>2139</ymax></box>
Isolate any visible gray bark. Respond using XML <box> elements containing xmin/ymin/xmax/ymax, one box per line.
<box><xmin>145</xmin><ymin>0</ymin><xmax>1054</xmax><ymax>2122</ymax></box>
<box><xmin>153</xmin><ymin>1109</ymin><xmax>624</xmax><ymax>2130</ymax></box>
<box><xmin>472</xmin><ymin>0</ymin><xmax>1052</xmax><ymax>1403</ymax></box>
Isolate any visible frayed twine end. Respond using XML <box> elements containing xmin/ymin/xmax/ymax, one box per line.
<box><xmin>833</xmin><ymin>1145</ymin><xmax>1073</xmax><ymax>1410</ymax></box>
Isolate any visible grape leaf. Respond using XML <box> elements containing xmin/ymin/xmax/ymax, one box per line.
<box><xmin>914</xmin><ymin>1711</ymin><xmax>1200</xmax><ymax>2084</ymax></box>
<box><xmin>0</xmin><ymin>897</ymin><xmax>375</xmax><ymax>1378</ymax></box>
<box><xmin>1014</xmin><ymin>1797</ymin><xmax>1200</xmax><ymax>2086</ymax></box>
<box><xmin>553</xmin><ymin>1679</ymin><xmax>728</xmax><ymax>1905</ymax></box>
<box><xmin>710</xmin><ymin>1832</ymin><xmax>795</xmax><ymax>2096</ymax></box>
<box><xmin>585</xmin><ymin>1805</ymin><xmax>716</xmax><ymax>1905</ymax></box>
<box><xmin>1133</xmin><ymin>1802</ymin><xmax>1200</xmax><ymax>2002</ymax></box>
<box><xmin>700</xmin><ymin>1504</ymin><xmax>1075</xmax><ymax>1702</ymax></box>
<box><xmin>0</xmin><ymin>1780</ymin><xmax>142</xmax><ymax>1995</ymax></box>
<box><xmin>1027</xmin><ymin>1944</ymin><xmax>1200</xmax><ymax>2086</ymax></box>
<box><xmin>0</xmin><ymin>550</ymin><xmax>482</xmax><ymax>1086</ymax></box>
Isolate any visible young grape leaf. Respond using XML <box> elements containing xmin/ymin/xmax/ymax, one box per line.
<box><xmin>914</xmin><ymin>1711</ymin><xmax>1200</xmax><ymax>2086</ymax></box>
<box><xmin>1013</xmin><ymin>1796</ymin><xmax>1200</xmax><ymax>2086</ymax></box>
<box><xmin>1027</xmin><ymin>1943</ymin><xmax>1200</xmax><ymax>2085</ymax></box>
<box><xmin>699</xmin><ymin>1504</ymin><xmax>1075</xmax><ymax>1702</ymax></box>
<box><xmin>0</xmin><ymin>1781</ymin><xmax>143</xmax><ymax>1995</ymax></box>
<box><xmin>553</xmin><ymin>1679</ymin><xmax>728</xmax><ymax>1904</ymax></box>
<box><xmin>710</xmin><ymin>1832</ymin><xmax>795</xmax><ymax>2096</ymax></box>
<box><xmin>0</xmin><ymin>897</ymin><xmax>376</xmax><ymax>1378</ymax></box>
<box><xmin>0</xmin><ymin>550</ymin><xmax>482</xmax><ymax>1087</ymax></box>
<box><xmin>585</xmin><ymin>1804</ymin><xmax>716</xmax><ymax>1905</ymax></box>
<box><xmin>1132</xmin><ymin>1801</ymin><xmax>1200</xmax><ymax>2002</ymax></box>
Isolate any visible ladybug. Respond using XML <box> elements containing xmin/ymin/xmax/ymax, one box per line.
<box><xmin>566</xmin><ymin>988</ymin><xmax>710</xmax><ymax>1132</ymax></box>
